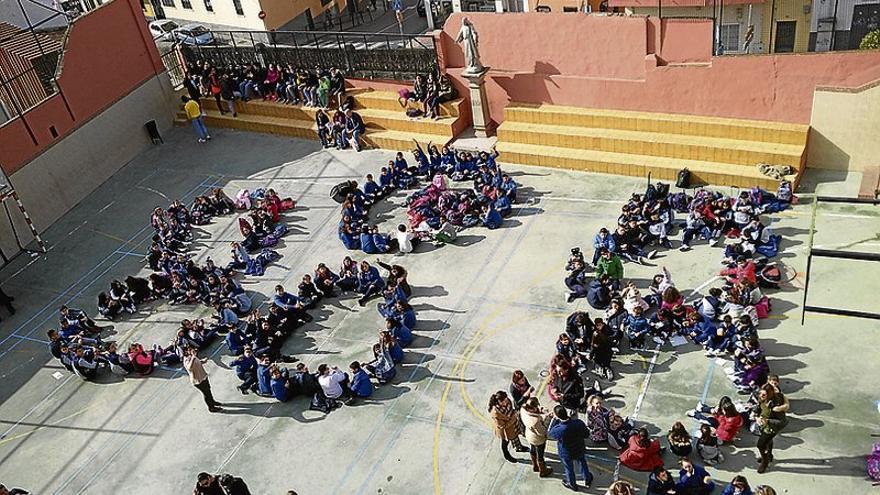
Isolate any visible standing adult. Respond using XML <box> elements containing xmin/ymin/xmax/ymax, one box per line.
<box><xmin>0</xmin><ymin>286</ymin><xmax>15</xmax><ymax>321</ymax></box>
<box><xmin>183</xmin><ymin>348</ymin><xmax>222</xmax><ymax>412</ymax></box>
<box><xmin>753</xmin><ymin>384</ymin><xmax>787</xmax><ymax>473</ymax></box>
<box><xmin>548</xmin><ymin>405</ymin><xmax>594</xmax><ymax>491</ymax></box>
<box><xmin>488</xmin><ymin>390</ymin><xmax>528</xmax><ymax>463</ymax></box>
<box><xmin>182</xmin><ymin>96</ymin><xmax>210</xmax><ymax>143</ymax></box>
<box><xmin>392</xmin><ymin>0</ymin><xmax>404</xmax><ymax>34</ymax></box>
<box><xmin>520</xmin><ymin>397</ymin><xmax>553</xmax><ymax>477</ymax></box>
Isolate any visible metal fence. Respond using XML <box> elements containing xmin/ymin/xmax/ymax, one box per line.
<box><xmin>179</xmin><ymin>30</ymin><xmax>438</xmax><ymax>81</ymax></box>
<box><xmin>160</xmin><ymin>47</ymin><xmax>186</xmax><ymax>88</ymax></box>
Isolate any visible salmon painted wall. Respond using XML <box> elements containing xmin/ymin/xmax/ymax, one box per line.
<box><xmin>0</xmin><ymin>0</ymin><xmax>165</xmax><ymax>175</ymax></box>
<box><xmin>438</xmin><ymin>12</ymin><xmax>880</xmax><ymax>127</ymax></box>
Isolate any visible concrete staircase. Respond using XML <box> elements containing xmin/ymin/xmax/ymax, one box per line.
<box><xmin>175</xmin><ymin>89</ymin><xmax>465</xmax><ymax>151</ymax></box>
<box><xmin>495</xmin><ymin>104</ymin><xmax>811</xmax><ymax>189</ymax></box>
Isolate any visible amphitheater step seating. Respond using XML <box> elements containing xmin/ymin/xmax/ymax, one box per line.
<box><xmin>496</xmin><ymin>104</ymin><xmax>810</xmax><ymax>189</ymax></box>
<box><xmin>174</xmin><ymin>89</ymin><xmax>463</xmax><ymax>151</ymax></box>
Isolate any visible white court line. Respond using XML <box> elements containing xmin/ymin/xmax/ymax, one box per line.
<box><xmin>522</xmin><ymin>195</ymin><xmax>626</xmax><ymax>204</ymax></box>
<box><xmin>613</xmin><ymin>344</ymin><xmax>661</xmax><ymax>481</ymax></box>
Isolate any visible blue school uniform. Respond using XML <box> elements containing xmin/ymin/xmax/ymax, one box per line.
<box><xmin>676</xmin><ymin>464</ymin><xmax>715</xmax><ymax>494</ymax></box>
<box><xmin>392</xmin><ymin>322</ymin><xmax>413</xmax><ymax>347</ymax></box>
<box><xmin>350</xmin><ymin>368</ymin><xmax>374</xmax><ymax>397</ymax></box>
<box><xmin>379</xmin><ymin>170</ymin><xmax>394</xmax><ymax>189</ymax></box>
<box><xmin>231</xmin><ymin>353</ymin><xmax>256</xmax><ymax>376</ymax></box>
<box><xmin>360</xmin><ymin>232</ymin><xmax>379</xmax><ymax>254</ymax></box>
<box><xmin>226</xmin><ymin>331</ymin><xmax>247</xmax><ymax>355</ymax></box>
<box><xmin>397</xmin><ymin>308</ymin><xmax>417</xmax><ymax>330</ymax></box>
<box><xmin>271</xmin><ymin>373</ymin><xmax>292</xmax><ymax>402</ymax></box>
<box><xmin>483</xmin><ymin>207</ymin><xmax>503</xmax><ymax>229</ymax></box>
<box><xmin>357</xmin><ymin>266</ymin><xmax>385</xmax><ymax>293</ymax></box>
<box><xmin>364</xmin><ymin>180</ymin><xmax>380</xmax><ymax>198</ymax></box>
<box><xmin>257</xmin><ymin>364</ymin><xmax>272</xmax><ymax>395</ymax></box>
<box><xmin>373</xmin><ymin>233</ymin><xmax>390</xmax><ymax>253</ymax></box>
<box><xmin>494</xmin><ymin>195</ymin><xmax>512</xmax><ymax>216</ymax></box>
<box><xmin>388</xmin><ymin>340</ymin><xmax>404</xmax><ymax>363</ymax></box>
<box><xmin>625</xmin><ymin>314</ymin><xmax>649</xmax><ymax>338</ymax></box>
<box><xmin>500</xmin><ymin>179</ymin><xmax>517</xmax><ymax>199</ymax></box>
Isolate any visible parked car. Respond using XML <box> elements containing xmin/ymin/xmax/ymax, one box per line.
<box><xmin>148</xmin><ymin>19</ymin><xmax>179</xmax><ymax>41</ymax></box>
<box><xmin>173</xmin><ymin>24</ymin><xmax>215</xmax><ymax>45</ymax></box>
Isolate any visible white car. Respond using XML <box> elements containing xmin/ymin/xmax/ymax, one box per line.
<box><xmin>148</xmin><ymin>20</ymin><xmax>179</xmax><ymax>42</ymax></box>
<box><xmin>173</xmin><ymin>24</ymin><xmax>215</xmax><ymax>46</ymax></box>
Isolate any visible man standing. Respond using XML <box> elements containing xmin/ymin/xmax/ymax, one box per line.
<box><xmin>548</xmin><ymin>405</ymin><xmax>593</xmax><ymax>491</ymax></box>
<box><xmin>183</xmin><ymin>348</ymin><xmax>222</xmax><ymax>412</ymax></box>
<box><xmin>182</xmin><ymin>95</ymin><xmax>211</xmax><ymax>143</ymax></box>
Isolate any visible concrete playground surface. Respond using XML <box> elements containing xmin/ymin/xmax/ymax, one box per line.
<box><xmin>0</xmin><ymin>126</ymin><xmax>877</xmax><ymax>494</ymax></box>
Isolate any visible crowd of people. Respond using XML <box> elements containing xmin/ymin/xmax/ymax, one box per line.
<box><xmin>396</xmin><ymin>72</ymin><xmax>458</xmax><ymax>120</ymax></box>
<box><xmin>225</xmin><ymin>258</ymin><xmax>417</xmax><ymax>414</ymax></box>
<box><xmin>486</xmin><ymin>181</ymin><xmax>793</xmax><ymax>492</ymax></box>
<box><xmin>47</xmin><ymin>186</ymin><xmax>300</xmax><ymax>383</ymax></box>
<box><xmin>336</xmin><ymin>145</ymin><xmax>518</xmax><ymax>252</ymax></box>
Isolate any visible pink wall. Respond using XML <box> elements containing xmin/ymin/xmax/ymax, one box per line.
<box><xmin>438</xmin><ymin>13</ymin><xmax>880</xmax><ymax>128</ymax></box>
<box><xmin>0</xmin><ymin>0</ymin><xmax>164</xmax><ymax>175</ymax></box>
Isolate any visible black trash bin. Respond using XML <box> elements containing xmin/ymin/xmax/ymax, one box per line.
<box><xmin>145</xmin><ymin>120</ymin><xmax>163</xmax><ymax>144</ymax></box>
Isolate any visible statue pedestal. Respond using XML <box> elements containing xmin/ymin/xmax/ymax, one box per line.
<box><xmin>462</xmin><ymin>68</ymin><xmax>491</xmax><ymax>138</ymax></box>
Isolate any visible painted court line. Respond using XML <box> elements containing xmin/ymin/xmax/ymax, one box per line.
<box><xmin>613</xmin><ymin>344</ymin><xmax>660</xmax><ymax>481</ymax></box>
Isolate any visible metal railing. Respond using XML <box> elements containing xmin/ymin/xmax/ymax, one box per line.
<box><xmin>179</xmin><ymin>30</ymin><xmax>438</xmax><ymax>81</ymax></box>
<box><xmin>160</xmin><ymin>46</ymin><xmax>186</xmax><ymax>88</ymax></box>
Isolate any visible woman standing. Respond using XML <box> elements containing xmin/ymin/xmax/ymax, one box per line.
<box><xmin>488</xmin><ymin>391</ymin><xmax>528</xmax><ymax>463</ymax></box>
<box><xmin>508</xmin><ymin>370</ymin><xmax>534</xmax><ymax>410</ymax></box>
<box><xmin>753</xmin><ymin>384</ymin><xmax>787</xmax><ymax>473</ymax></box>
<box><xmin>519</xmin><ymin>397</ymin><xmax>553</xmax><ymax>477</ymax></box>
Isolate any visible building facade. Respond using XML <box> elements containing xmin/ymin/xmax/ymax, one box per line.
<box><xmin>150</xmin><ymin>0</ymin><xmax>351</xmax><ymax>31</ymax></box>
<box><xmin>809</xmin><ymin>0</ymin><xmax>880</xmax><ymax>50</ymax></box>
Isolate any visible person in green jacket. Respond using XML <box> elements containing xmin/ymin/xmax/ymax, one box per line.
<box><xmin>595</xmin><ymin>248</ymin><xmax>623</xmax><ymax>290</ymax></box>
<box><xmin>318</xmin><ymin>74</ymin><xmax>331</xmax><ymax>109</ymax></box>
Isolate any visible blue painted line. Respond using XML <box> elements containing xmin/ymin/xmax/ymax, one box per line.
<box><xmin>506</xmin><ymin>465</ymin><xmax>527</xmax><ymax>495</ymax></box>
<box><xmin>11</xmin><ymin>334</ymin><xmax>49</xmax><ymax>345</ymax></box>
<box><xmin>348</xmin><ymin>203</ymin><xmax>539</xmax><ymax>495</ymax></box>
<box><xmin>0</xmin><ymin>177</ymin><xmax>222</xmax><ymax>362</ymax></box>
<box><xmin>55</xmin><ymin>342</ymin><xmax>226</xmax><ymax>494</ymax></box>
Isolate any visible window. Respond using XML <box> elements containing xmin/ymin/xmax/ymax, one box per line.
<box><xmin>204</xmin><ymin>0</ymin><xmax>213</xmax><ymax>10</ymax></box>
<box><xmin>563</xmin><ymin>5</ymin><xmax>577</xmax><ymax>11</ymax></box>
<box><xmin>181</xmin><ymin>0</ymin><xmax>192</xmax><ymax>8</ymax></box>
<box><xmin>719</xmin><ymin>23</ymin><xmax>740</xmax><ymax>52</ymax></box>
<box><xmin>232</xmin><ymin>0</ymin><xmax>244</xmax><ymax>14</ymax></box>
<box><xmin>161</xmin><ymin>0</ymin><xmax>175</xmax><ymax>7</ymax></box>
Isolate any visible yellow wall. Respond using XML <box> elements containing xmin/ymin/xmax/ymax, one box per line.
<box><xmin>258</xmin><ymin>0</ymin><xmax>347</xmax><ymax>30</ymax></box>
<box><xmin>807</xmin><ymin>81</ymin><xmax>880</xmax><ymax>171</ymax></box>
<box><xmin>761</xmin><ymin>0</ymin><xmax>811</xmax><ymax>53</ymax></box>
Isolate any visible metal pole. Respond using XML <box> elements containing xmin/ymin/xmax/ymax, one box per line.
<box><xmin>830</xmin><ymin>0</ymin><xmax>840</xmax><ymax>50</ymax></box>
<box><xmin>768</xmin><ymin>0</ymin><xmax>776</xmax><ymax>53</ymax></box>
<box><xmin>712</xmin><ymin>0</ymin><xmax>717</xmax><ymax>55</ymax></box>
<box><xmin>657</xmin><ymin>0</ymin><xmax>661</xmax><ymax>21</ymax></box>
<box><xmin>718</xmin><ymin>0</ymin><xmax>723</xmax><ymax>52</ymax></box>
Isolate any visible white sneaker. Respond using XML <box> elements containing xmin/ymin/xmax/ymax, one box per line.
<box><xmin>205</xmin><ymin>135</ymin><xmax>211</xmax><ymax>140</ymax></box>
<box><xmin>679</xmin><ymin>244</ymin><xmax>691</xmax><ymax>252</ymax></box>
<box><xmin>686</xmin><ymin>410</ymin><xmax>697</xmax><ymax>418</ymax></box>
<box><xmin>198</xmin><ymin>138</ymin><xmax>206</xmax><ymax>143</ymax></box>
<box><xmin>653</xmin><ymin>336</ymin><xmax>664</xmax><ymax>345</ymax></box>
<box><xmin>648</xmin><ymin>250</ymin><xmax>658</xmax><ymax>259</ymax></box>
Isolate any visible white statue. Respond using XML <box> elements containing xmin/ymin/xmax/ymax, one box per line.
<box><xmin>455</xmin><ymin>17</ymin><xmax>485</xmax><ymax>76</ymax></box>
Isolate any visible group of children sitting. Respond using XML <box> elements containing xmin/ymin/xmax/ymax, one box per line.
<box><xmin>227</xmin><ymin>259</ymin><xmax>418</xmax><ymax>413</ymax></box>
<box><xmin>537</xmin><ymin>181</ymin><xmax>794</xmax><ymax>484</ymax></box>
<box><xmin>337</xmin><ymin>146</ymin><xmax>519</xmax><ymax>253</ymax></box>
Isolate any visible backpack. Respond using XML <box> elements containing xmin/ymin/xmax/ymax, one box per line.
<box><xmin>675</xmin><ymin>168</ymin><xmax>691</xmax><ymax>189</ymax></box>
<box><xmin>669</xmin><ymin>192</ymin><xmax>691</xmax><ymax>213</ymax></box>
<box><xmin>867</xmin><ymin>441</ymin><xmax>880</xmax><ymax>481</ymax></box>
<box><xmin>758</xmin><ymin>263</ymin><xmax>783</xmax><ymax>289</ymax></box>
<box><xmin>655</xmin><ymin>182</ymin><xmax>670</xmax><ymax>199</ymax></box>
<box><xmin>405</xmin><ymin>108</ymin><xmax>423</xmax><ymax>118</ymax></box>
<box><xmin>777</xmin><ymin>180</ymin><xmax>793</xmax><ymax>202</ymax></box>
<box><xmin>644</xmin><ymin>183</ymin><xmax>658</xmax><ymax>202</ymax></box>
<box><xmin>330</xmin><ymin>181</ymin><xmax>355</xmax><ymax>204</ymax></box>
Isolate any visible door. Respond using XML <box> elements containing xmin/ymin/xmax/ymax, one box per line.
<box><xmin>774</xmin><ymin>20</ymin><xmax>796</xmax><ymax>53</ymax></box>
<box><xmin>850</xmin><ymin>4</ymin><xmax>880</xmax><ymax>49</ymax></box>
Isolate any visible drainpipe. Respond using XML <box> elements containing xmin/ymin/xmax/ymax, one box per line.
<box><xmin>768</xmin><ymin>0</ymin><xmax>776</xmax><ymax>52</ymax></box>
<box><xmin>830</xmin><ymin>0</ymin><xmax>840</xmax><ymax>50</ymax></box>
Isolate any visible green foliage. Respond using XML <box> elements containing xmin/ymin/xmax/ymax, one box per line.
<box><xmin>860</xmin><ymin>30</ymin><xmax>880</xmax><ymax>50</ymax></box>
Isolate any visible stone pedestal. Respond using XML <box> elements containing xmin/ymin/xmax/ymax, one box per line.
<box><xmin>462</xmin><ymin>68</ymin><xmax>491</xmax><ymax>138</ymax></box>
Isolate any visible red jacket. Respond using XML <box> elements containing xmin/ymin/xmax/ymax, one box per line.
<box><xmin>714</xmin><ymin>413</ymin><xmax>743</xmax><ymax>443</ymax></box>
<box><xmin>619</xmin><ymin>436</ymin><xmax>664</xmax><ymax>472</ymax></box>
<box><xmin>720</xmin><ymin>261</ymin><xmax>756</xmax><ymax>284</ymax></box>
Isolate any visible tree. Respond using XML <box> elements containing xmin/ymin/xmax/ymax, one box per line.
<box><xmin>860</xmin><ymin>30</ymin><xmax>880</xmax><ymax>50</ymax></box>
